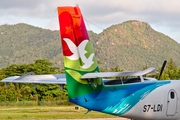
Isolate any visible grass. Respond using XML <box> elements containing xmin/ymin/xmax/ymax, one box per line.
<box><xmin>0</xmin><ymin>106</ymin><xmax>116</xmax><ymax>120</ymax></box>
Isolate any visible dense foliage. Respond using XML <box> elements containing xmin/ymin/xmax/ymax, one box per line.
<box><xmin>0</xmin><ymin>59</ymin><xmax>67</xmax><ymax>104</ymax></box>
<box><xmin>0</xmin><ymin>22</ymin><xmax>180</xmax><ymax>71</ymax></box>
<box><xmin>0</xmin><ymin>59</ymin><xmax>180</xmax><ymax>105</ymax></box>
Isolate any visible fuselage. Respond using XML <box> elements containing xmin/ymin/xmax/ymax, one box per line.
<box><xmin>70</xmin><ymin>80</ymin><xmax>180</xmax><ymax>120</ymax></box>
<box><xmin>124</xmin><ymin>80</ymin><xmax>180</xmax><ymax>120</ymax></box>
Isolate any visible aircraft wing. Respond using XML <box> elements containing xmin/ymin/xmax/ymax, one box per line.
<box><xmin>1</xmin><ymin>67</ymin><xmax>157</xmax><ymax>84</ymax></box>
<box><xmin>81</xmin><ymin>67</ymin><xmax>157</xmax><ymax>79</ymax></box>
<box><xmin>1</xmin><ymin>72</ymin><xmax>66</xmax><ymax>84</ymax></box>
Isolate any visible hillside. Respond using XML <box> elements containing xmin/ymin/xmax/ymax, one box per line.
<box><xmin>0</xmin><ymin>21</ymin><xmax>180</xmax><ymax>70</ymax></box>
<box><xmin>0</xmin><ymin>23</ymin><xmax>63</xmax><ymax>68</ymax></box>
<box><xmin>95</xmin><ymin>20</ymin><xmax>180</xmax><ymax>70</ymax></box>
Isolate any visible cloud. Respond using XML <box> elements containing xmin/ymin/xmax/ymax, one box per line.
<box><xmin>0</xmin><ymin>0</ymin><xmax>180</xmax><ymax>42</ymax></box>
<box><xmin>0</xmin><ymin>0</ymin><xmax>40</xmax><ymax>9</ymax></box>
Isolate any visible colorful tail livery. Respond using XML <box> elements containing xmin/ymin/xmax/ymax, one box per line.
<box><xmin>57</xmin><ymin>6</ymin><xmax>180</xmax><ymax>120</ymax></box>
<box><xmin>57</xmin><ymin>6</ymin><xmax>103</xmax><ymax>102</ymax></box>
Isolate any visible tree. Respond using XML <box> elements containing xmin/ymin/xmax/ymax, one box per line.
<box><xmin>159</xmin><ymin>58</ymin><xmax>180</xmax><ymax>80</ymax></box>
<box><xmin>36</xmin><ymin>84</ymin><xmax>62</xmax><ymax>101</ymax></box>
<box><xmin>0</xmin><ymin>83</ymin><xmax>18</xmax><ymax>101</ymax></box>
<box><xmin>29</xmin><ymin>59</ymin><xmax>60</xmax><ymax>74</ymax></box>
<box><xmin>0</xmin><ymin>59</ymin><xmax>63</xmax><ymax>102</ymax></box>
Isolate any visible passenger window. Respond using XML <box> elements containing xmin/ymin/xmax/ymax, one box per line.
<box><xmin>170</xmin><ymin>91</ymin><xmax>175</xmax><ymax>99</ymax></box>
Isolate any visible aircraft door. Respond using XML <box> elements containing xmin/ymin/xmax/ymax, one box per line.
<box><xmin>166</xmin><ymin>89</ymin><xmax>178</xmax><ymax>116</ymax></box>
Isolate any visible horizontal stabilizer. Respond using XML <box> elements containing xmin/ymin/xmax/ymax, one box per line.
<box><xmin>1</xmin><ymin>73</ymin><xmax>66</xmax><ymax>84</ymax></box>
<box><xmin>81</xmin><ymin>67</ymin><xmax>157</xmax><ymax>79</ymax></box>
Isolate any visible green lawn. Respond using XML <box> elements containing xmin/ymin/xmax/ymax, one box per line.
<box><xmin>0</xmin><ymin>106</ymin><xmax>115</xmax><ymax>120</ymax></box>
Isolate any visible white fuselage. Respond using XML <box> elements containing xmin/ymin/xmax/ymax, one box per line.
<box><xmin>124</xmin><ymin>80</ymin><xmax>180</xmax><ymax>120</ymax></box>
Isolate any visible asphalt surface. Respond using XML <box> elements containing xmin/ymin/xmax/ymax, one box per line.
<box><xmin>55</xmin><ymin>118</ymin><xmax>130</xmax><ymax>120</ymax></box>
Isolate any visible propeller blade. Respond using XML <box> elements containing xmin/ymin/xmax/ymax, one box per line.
<box><xmin>158</xmin><ymin>60</ymin><xmax>167</xmax><ymax>80</ymax></box>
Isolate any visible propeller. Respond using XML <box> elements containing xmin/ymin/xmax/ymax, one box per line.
<box><xmin>158</xmin><ymin>60</ymin><xmax>167</xmax><ymax>80</ymax></box>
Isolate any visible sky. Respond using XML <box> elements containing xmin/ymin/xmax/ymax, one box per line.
<box><xmin>0</xmin><ymin>0</ymin><xmax>180</xmax><ymax>43</ymax></box>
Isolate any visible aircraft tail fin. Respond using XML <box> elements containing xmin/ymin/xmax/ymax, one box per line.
<box><xmin>57</xmin><ymin>6</ymin><xmax>103</xmax><ymax>101</ymax></box>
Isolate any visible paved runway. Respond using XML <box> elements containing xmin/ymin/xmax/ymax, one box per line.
<box><xmin>56</xmin><ymin>118</ymin><xmax>130</xmax><ymax>120</ymax></box>
<box><xmin>79</xmin><ymin>118</ymin><xmax>129</xmax><ymax>120</ymax></box>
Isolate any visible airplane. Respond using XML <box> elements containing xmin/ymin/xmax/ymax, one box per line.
<box><xmin>1</xmin><ymin>5</ymin><xmax>180</xmax><ymax>120</ymax></box>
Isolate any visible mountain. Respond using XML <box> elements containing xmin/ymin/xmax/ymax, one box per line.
<box><xmin>0</xmin><ymin>21</ymin><xmax>180</xmax><ymax>71</ymax></box>
<box><xmin>0</xmin><ymin>23</ymin><xmax>63</xmax><ymax>68</ymax></box>
<box><xmin>93</xmin><ymin>20</ymin><xmax>180</xmax><ymax>70</ymax></box>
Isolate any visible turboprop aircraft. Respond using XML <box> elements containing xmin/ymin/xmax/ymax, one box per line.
<box><xmin>1</xmin><ymin>5</ymin><xmax>180</xmax><ymax>120</ymax></box>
